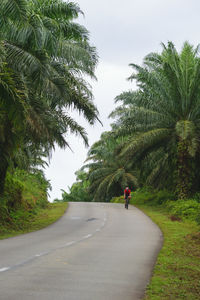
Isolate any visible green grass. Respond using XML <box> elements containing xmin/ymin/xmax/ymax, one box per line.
<box><xmin>112</xmin><ymin>196</ymin><xmax>200</xmax><ymax>299</ymax></box>
<box><xmin>137</xmin><ymin>205</ymin><xmax>200</xmax><ymax>300</ymax></box>
<box><xmin>0</xmin><ymin>202</ymin><xmax>68</xmax><ymax>239</ymax></box>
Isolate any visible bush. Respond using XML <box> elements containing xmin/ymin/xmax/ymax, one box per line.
<box><xmin>53</xmin><ymin>198</ymin><xmax>62</xmax><ymax>203</ymax></box>
<box><xmin>131</xmin><ymin>188</ymin><xmax>174</xmax><ymax>205</ymax></box>
<box><xmin>16</xmin><ymin>170</ymin><xmax>49</xmax><ymax>209</ymax></box>
<box><xmin>4</xmin><ymin>172</ymin><xmax>24</xmax><ymax>210</ymax></box>
<box><xmin>166</xmin><ymin>199</ymin><xmax>200</xmax><ymax>221</ymax></box>
<box><xmin>9</xmin><ymin>210</ymin><xmax>34</xmax><ymax>229</ymax></box>
<box><xmin>0</xmin><ymin>169</ymin><xmax>50</xmax><ymax>226</ymax></box>
<box><xmin>153</xmin><ymin>190</ymin><xmax>175</xmax><ymax>205</ymax></box>
<box><xmin>193</xmin><ymin>192</ymin><xmax>200</xmax><ymax>203</ymax></box>
<box><xmin>111</xmin><ymin>196</ymin><xmax>124</xmax><ymax>203</ymax></box>
<box><xmin>131</xmin><ymin>187</ymin><xmax>155</xmax><ymax>204</ymax></box>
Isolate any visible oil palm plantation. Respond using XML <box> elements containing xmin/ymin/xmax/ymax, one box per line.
<box><xmin>0</xmin><ymin>0</ymin><xmax>99</xmax><ymax>194</ymax></box>
<box><xmin>110</xmin><ymin>42</ymin><xmax>200</xmax><ymax>198</ymax></box>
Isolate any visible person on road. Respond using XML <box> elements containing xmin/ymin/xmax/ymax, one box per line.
<box><xmin>124</xmin><ymin>187</ymin><xmax>131</xmax><ymax>209</ymax></box>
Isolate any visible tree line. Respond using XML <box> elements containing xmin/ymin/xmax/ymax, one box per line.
<box><xmin>0</xmin><ymin>0</ymin><xmax>98</xmax><ymax>216</ymax></box>
<box><xmin>64</xmin><ymin>42</ymin><xmax>200</xmax><ymax>202</ymax></box>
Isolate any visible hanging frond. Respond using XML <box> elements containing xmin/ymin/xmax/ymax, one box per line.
<box><xmin>1</xmin><ymin>0</ymin><xmax>28</xmax><ymax>21</ymax></box>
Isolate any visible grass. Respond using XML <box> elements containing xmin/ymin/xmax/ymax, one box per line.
<box><xmin>137</xmin><ymin>205</ymin><xmax>200</xmax><ymax>300</ymax></box>
<box><xmin>112</xmin><ymin>196</ymin><xmax>200</xmax><ymax>299</ymax></box>
<box><xmin>0</xmin><ymin>202</ymin><xmax>68</xmax><ymax>239</ymax></box>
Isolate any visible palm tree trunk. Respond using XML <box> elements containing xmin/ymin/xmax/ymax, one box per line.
<box><xmin>176</xmin><ymin>140</ymin><xmax>192</xmax><ymax>199</ymax></box>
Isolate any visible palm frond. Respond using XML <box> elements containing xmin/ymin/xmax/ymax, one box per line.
<box><xmin>120</xmin><ymin>128</ymin><xmax>171</xmax><ymax>159</ymax></box>
<box><xmin>1</xmin><ymin>0</ymin><xmax>28</xmax><ymax>21</ymax></box>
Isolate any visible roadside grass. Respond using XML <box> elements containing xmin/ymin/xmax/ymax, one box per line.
<box><xmin>0</xmin><ymin>202</ymin><xmax>68</xmax><ymax>240</ymax></box>
<box><xmin>112</xmin><ymin>196</ymin><xmax>200</xmax><ymax>299</ymax></box>
<box><xmin>137</xmin><ymin>205</ymin><xmax>200</xmax><ymax>300</ymax></box>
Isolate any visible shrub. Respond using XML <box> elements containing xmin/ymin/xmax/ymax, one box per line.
<box><xmin>111</xmin><ymin>196</ymin><xmax>124</xmax><ymax>203</ymax></box>
<box><xmin>53</xmin><ymin>198</ymin><xmax>62</xmax><ymax>203</ymax></box>
<box><xmin>153</xmin><ymin>190</ymin><xmax>175</xmax><ymax>205</ymax></box>
<box><xmin>9</xmin><ymin>210</ymin><xmax>34</xmax><ymax>229</ymax></box>
<box><xmin>4</xmin><ymin>172</ymin><xmax>24</xmax><ymax>210</ymax></box>
<box><xmin>132</xmin><ymin>188</ymin><xmax>174</xmax><ymax>205</ymax></box>
<box><xmin>0</xmin><ymin>169</ymin><xmax>50</xmax><ymax>227</ymax></box>
<box><xmin>16</xmin><ymin>170</ymin><xmax>49</xmax><ymax>209</ymax></box>
<box><xmin>166</xmin><ymin>199</ymin><xmax>200</xmax><ymax>221</ymax></box>
<box><xmin>132</xmin><ymin>187</ymin><xmax>155</xmax><ymax>205</ymax></box>
<box><xmin>193</xmin><ymin>192</ymin><xmax>200</xmax><ymax>203</ymax></box>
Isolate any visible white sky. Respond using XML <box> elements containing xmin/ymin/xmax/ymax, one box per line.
<box><xmin>45</xmin><ymin>0</ymin><xmax>200</xmax><ymax>201</ymax></box>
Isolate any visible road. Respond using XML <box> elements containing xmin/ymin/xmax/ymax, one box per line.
<box><xmin>0</xmin><ymin>202</ymin><xmax>163</xmax><ymax>300</ymax></box>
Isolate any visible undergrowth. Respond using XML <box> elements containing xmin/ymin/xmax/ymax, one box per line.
<box><xmin>0</xmin><ymin>202</ymin><xmax>68</xmax><ymax>239</ymax></box>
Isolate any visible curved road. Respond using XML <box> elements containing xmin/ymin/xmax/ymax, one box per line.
<box><xmin>0</xmin><ymin>202</ymin><xmax>162</xmax><ymax>300</ymax></box>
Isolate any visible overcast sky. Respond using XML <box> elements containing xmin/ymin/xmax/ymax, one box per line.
<box><xmin>45</xmin><ymin>0</ymin><xmax>200</xmax><ymax>201</ymax></box>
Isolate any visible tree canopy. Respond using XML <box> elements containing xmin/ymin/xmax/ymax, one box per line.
<box><xmin>0</xmin><ymin>0</ymin><xmax>99</xmax><ymax>195</ymax></box>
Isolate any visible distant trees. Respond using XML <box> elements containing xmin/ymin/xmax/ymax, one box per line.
<box><xmin>0</xmin><ymin>0</ymin><xmax>98</xmax><ymax>196</ymax></box>
<box><xmin>60</xmin><ymin>170</ymin><xmax>92</xmax><ymax>202</ymax></box>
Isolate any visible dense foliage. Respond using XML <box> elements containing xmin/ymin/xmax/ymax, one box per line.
<box><xmin>0</xmin><ymin>169</ymin><xmax>50</xmax><ymax>228</ymax></box>
<box><xmin>67</xmin><ymin>42</ymin><xmax>200</xmax><ymax>203</ymax></box>
<box><xmin>58</xmin><ymin>170</ymin><xmax>92</xmax><ymax>202</ymax></box>
<box><xmin>0</xmin><ymin>1</ymin><xmax>98</xmax><ymax>217</ymax></box>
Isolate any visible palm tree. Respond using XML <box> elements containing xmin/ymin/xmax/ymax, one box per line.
<box><xmin>0</xmin><ymin>0</ymin><xmax>99</xmax><ymax>194</ymax></box>
<box><xmin>110</xmin><ymin>42</ymin><xmax>200</xmax><ymax>198</ymax></box>
<box><xmin>84</xmin><ymin>132</ymin><xmax>137</xmax><ymax>202</ymax></box>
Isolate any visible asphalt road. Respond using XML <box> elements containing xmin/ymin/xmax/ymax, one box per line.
<box><xmin>0</xmin><ymin>202</ymin><xmax>163</xmax><ymax>300</ymax></box>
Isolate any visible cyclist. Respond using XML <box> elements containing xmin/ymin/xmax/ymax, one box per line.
<box><xmin>124</xmin><ymin>187</ymin><xmax>131</xmax><ymax>209</ymax></box>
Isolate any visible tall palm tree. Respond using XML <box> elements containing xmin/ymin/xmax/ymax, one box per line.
<box><xmin>0</xmin><ymin>0</ymin><xmax>99</xmax><ymax>194</ymax></box>
<box><xmin>110</xmin><ymin>42</ymin><xmax>200</xmax><ymax>198</ymax></box>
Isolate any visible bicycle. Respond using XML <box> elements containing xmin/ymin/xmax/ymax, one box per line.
<box><xmin>125</xmin><ymin>196</ymin><xmax>130</xmax><ymax>209</ymax></box>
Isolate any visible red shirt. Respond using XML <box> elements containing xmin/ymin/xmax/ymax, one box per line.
<box><xmin>124</xmin><ymin>189</ymin><xmax>131</xmax><ymax>196</ymax></box>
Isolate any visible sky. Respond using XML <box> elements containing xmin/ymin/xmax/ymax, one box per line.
<box><xmin>45</xmin><ymin>0</ymin><xmax>200</xmax><ymax>201</ymax></box>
